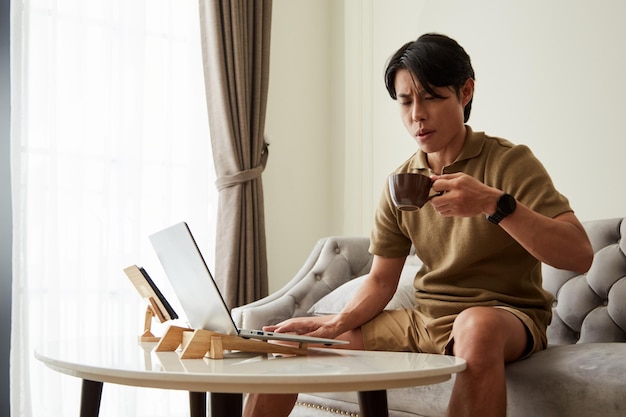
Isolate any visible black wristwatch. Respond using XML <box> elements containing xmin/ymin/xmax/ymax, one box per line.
<box><xmin>487</xmin><ymin>193</ymin><xmax>517</xmax><ymax>225</ymax></box>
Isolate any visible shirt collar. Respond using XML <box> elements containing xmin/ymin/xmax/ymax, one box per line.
<box><xmin>408</xmin><ymin>125</ymin><xmax>485</xmax><ymax>173</ymax></box>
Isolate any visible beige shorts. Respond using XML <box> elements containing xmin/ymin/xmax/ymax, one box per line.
<box><xmin>361</xmin><ymin>306</ymin><xmax>546</xmax><ymax>359</ymax></box>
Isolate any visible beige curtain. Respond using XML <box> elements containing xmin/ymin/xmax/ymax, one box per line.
<box><xmin>198</xmin><ymin>0</ymin><xmax>272</xmax><ymax>308</ymax></box>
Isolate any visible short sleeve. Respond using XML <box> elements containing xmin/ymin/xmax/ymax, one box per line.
<box><xmin>486</xmin><ymin>144</ymin><xmax>572</xmax><ymax>219</ymax></box>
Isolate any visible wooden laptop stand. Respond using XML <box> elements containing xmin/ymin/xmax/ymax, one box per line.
<box><xmin>138</xmin><ymin>299</ymin><xmax>165</xmax><ymax>342</ymax></box>
<box><xmin>155</xmin><ymin>325</ymin><xmax>309</xmax><ymax>359</ymax></box>
<box><xmin>124</xmin><ymin>265</ymin><xmax>308</xmax><ymax>358</ymax></box>
<box><xmin>124</xmin><ymin>265</ymin><xmax>176</xmax><ymax>342</ymax></box>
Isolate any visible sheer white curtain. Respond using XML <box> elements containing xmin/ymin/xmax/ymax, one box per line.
<box><xmin>10</xmin><ymin>0</ymin><xmax>216</xmax><ymax>416</ymax></box>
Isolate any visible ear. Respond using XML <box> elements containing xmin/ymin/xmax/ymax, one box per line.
<box><xmin>460</xmin><ymin>78</ymin><xmax>475</xmax><ymax>106</ymax></box>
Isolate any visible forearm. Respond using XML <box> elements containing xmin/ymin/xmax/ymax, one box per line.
<box><xmin>263</xmin><ymin>257</ymin><xmax>404</xmax><ymax>339</ymax></box>
<box><xmin>330</xmin><ymin>283</ymin><xmax>395</xmax><ymax>333</ymax></box>
<box><xmin>327</xmin><ymin>256</ymin><xmax>404</xmax><ymax>334</ymax></box>
<box><xmin>468</xmin><ymin>178</ymin><xmax>594</xmax><ymax>274</ymax></box>
<box><xmin>431</xmin><ymin>156</ymin><xmax>594</xmax><ymax>275</ymax></box>
<box><xmin>499</xmin><ymin>205</ymin><xmax>593</xmax><ymax>273</ymax></box>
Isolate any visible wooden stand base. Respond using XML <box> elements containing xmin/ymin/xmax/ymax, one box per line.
<box><xmin>155</xmin><ymin>325</ymin><xmax>309</xmax><ymax>359</ymax></box>
<box><xmin>138</xmin><ymin>305</ymin><xmax>161</xmax><ymax>342</ymax></box>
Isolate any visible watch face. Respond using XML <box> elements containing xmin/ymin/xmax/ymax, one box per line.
<box><xmin>498</xmin><ymin>194</ymin><xmax>517</xmax><ymax>215</ymax></box>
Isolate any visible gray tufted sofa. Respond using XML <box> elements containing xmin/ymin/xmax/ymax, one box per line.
<box><xmin>232</xmin><ymin>217</ymin><xmax>626</xmax><ymax>417</ymax></box>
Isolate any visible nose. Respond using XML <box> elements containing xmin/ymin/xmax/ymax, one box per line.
<box><xmin>411</xmin><ymin>101</ymin><xmax>425</xmax><ymax>122</ymax></box>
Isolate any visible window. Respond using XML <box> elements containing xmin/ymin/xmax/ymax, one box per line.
<box><xmin>11</xmin><ymin>1</ymin><xmax>216</xmax><ymax>415</ymax></box>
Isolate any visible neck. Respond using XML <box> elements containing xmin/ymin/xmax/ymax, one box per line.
<box><xmin>425</xmin><ymin>155</ymin><xmax>445</xmax><ymax>175</ymax></box>
<box><xmin>426</xmin><ymin>126</ymin><xmax>467</xmax><ymax>174</ymax></box>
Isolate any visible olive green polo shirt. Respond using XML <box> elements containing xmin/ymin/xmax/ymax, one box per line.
<box><xmin>370</xmin><ymin>126</ymin><xmax>572</xmax><ymax>330</ymax></box>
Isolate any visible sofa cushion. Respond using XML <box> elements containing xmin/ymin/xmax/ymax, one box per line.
<box><xmin>308</xmin><ymin>265</ymin><xmax>420</xmax><ymax>315</ymax></box>
<box><xmin>294</xmin><ymin>343</ymin><xmax>626</xmax><ymax>417</ymax></box>
<box><xmin>505</xmin><ymin>343</ymin><xmax>626</xmax><ymax>417</ymax></box>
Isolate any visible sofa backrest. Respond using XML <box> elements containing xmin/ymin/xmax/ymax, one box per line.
<box><xmin>236</xmin><ymin>218</ymin><xmax>626</xmax><ymax>344</ymax></box>
<box><xmin>543</xmin><ymin>217</ymin><xmax>626</xmax><ymax>345</ymax></box>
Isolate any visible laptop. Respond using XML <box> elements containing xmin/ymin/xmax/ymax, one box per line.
<box><xmin>148</xmin><ymin>222</ymin><xmax>348</xmax><ymax>346</ymax></box>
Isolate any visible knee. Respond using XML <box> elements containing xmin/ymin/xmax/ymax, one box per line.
<box><xmin>453</xmin><ymin>307</ymin><xmax>506</xmax><ymax>334</ymax></box>
<box><xmin>451</xmin><ymin>307</ymin><xmax>509</xmax><ymax>362</ymax></box>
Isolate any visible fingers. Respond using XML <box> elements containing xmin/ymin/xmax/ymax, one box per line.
<box><xmin>430</xmin><ymin>173</ymin><xmax>459</xmax><ymax>194</ymax></box>
<box><xmin>263</xmin><ymin>322</ymin><xmax>298</xmax><ymax>333</ymax></box>
<box><xmin>431</xmin><ymin>172</ymin><xmax>482</xmax><ymax>195</ymax></box>
<box><xmin>430</xmin><ymin>172</ymin><xmax>462</xmax><ymax>181</ymax></box>
<box><xmin>428</xmin><ymin>173</ymin><xmax>492</xmax><ymax>217</ymax></box>
<box><xmin>263</xmin><ymin>319</ymin><xmax>318</xmax><ymax>335</ymax></box>
<box><xmin>262</xmin><ymin>316</ymin><xmax>339</xmax><ymax>338</ymax></box>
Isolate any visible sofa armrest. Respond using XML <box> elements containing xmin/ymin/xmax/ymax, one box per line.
<box><xmin>232</xmin><ymin>236</ymin><xmax>373</xmax><ymax>330</ymax></box>
<box><xmin>544</xmin><ymin>217</ymin><xmax>626</xmax><ymax>345</ymax></box>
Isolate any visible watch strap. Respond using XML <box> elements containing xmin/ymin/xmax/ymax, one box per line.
<box><xmin>487</xmin><ymin>193</ymin><xmax>516</xmax><ymax>225</ymax></box>
<box><xmin>487</xmin><ymin>211</ymin><xmax>506</xmax><ymax>225</ymax></box>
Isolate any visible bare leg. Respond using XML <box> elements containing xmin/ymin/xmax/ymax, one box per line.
<box><xmin>243</xmin><ymin>320</ymin><xmax>364</xmax><ymax>417</ymax></box>
<box><xmin>447</xmin><ymin>307</ymin><xmax>528</xmax><ymax>417</ymax></box>
<box><xmin>243</xmin><ymin>393</ymin><xmax>298</xmax><ymax>417</ymax></box>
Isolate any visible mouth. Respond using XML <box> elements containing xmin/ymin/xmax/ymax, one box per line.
<box><xmin>416</xmin><ymin>129</ymin><xmax>434</xmax><ymax>140</ymax></box>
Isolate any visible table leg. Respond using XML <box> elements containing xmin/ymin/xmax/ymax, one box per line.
<box><xmin>210</xmin><ymin>393</ymin><xmax>243</xmax><ymax>417</ymax></box>
<box><xmin>358</xmin><ymin>390</ymin><xmax>389</xmax><ymax>417</ymax></box>
<box><xmin>189</xmin><ymin>392</ymin><xmax>207</xmax><ymax>417</ymax></box>
<box><xmin>80</xmin><ymin>379</ymin><xmax>103</xmax><ymax>417</ymax></box>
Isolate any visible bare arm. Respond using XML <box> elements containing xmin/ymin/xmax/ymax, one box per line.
<box><xmin>265</xmin><ymin>255</ymin><xmax>405</xmax><ymax>339</ymax></box>
<box><xmin>431</xmin><ymin>173</ymin><xmax>594</xmax><ymax>274</ymax></box>
<box><xmin>498</xmin><ymin>206</ymin><xmax>592</xmax><ymax>273</ymax></box>
<box><xmin>326</xmin><ymin>255</ymin><xmax>405</xmax><ymax>334</ymax></box>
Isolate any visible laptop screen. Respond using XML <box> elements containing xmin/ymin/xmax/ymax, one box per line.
<box><xmin>149</xmin><ymin>222</ymin><xmax>239</xmax><ymax>335</ymax></box>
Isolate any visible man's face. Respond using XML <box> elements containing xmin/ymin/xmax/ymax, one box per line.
<box><xmin>394</xmin><ymin>69</ymin><xmax>473</xmax><ymax>156</ymax></box>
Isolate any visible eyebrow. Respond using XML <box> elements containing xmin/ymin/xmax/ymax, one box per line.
<box><xmin>397</xmin><ymin>89</ymin><xmax>430</xmax><ymax>101</ymax></box>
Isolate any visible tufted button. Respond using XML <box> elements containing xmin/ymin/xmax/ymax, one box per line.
<box><xmin>552</xmin><ymin>300</ymin><xmax>558</xmax><ymax>308</ymax></box>
<box><xmin>294</xmin><ymin>302</ymin><xmax>299</xmax><ymax>308</ymax></box>
<box><xmin>334</xmin><ymin>247</ymin><xmax>340</xmax><ymax>254</ymax></box>
<box><xmin>603</xmin><ymin>299</ymin><xmax>609</xmax><ymax>306</ymax></box>
<box><xmin>314</xmin><ymin>274</ymin><xmax>322</xmax><ymax>281</ymax></box>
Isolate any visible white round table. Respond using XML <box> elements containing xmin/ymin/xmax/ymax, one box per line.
<box><xmin>35</xmin><ymin>339</ymin><xmax>465</xmax><ymax>417</ymax></box>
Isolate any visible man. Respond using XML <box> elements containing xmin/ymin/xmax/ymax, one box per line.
<box><xmin>244</xmin><ymin>33</ymin><xmax>593</xmax><ymax>417</ymax></box>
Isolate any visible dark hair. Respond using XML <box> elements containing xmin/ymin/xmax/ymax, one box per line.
<box><xmin>384</xmin><ymin>33</ymin><xmax>475</xmax><ymax>122</ymax></box>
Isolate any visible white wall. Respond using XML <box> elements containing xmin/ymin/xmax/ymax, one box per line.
<box><xmin>365</xmin><ymin>0</ymin><xmax>626</xmax><ymax>225</ymax></box>
<box><xmin>263</xmin><ymin>0</ymin><xmax>333</xmax><ymax>292</ymax></box>
<box><xmin>265</xmin><ymin>0</ymin><xmax>626</xmax><ymax>292</ymax></box>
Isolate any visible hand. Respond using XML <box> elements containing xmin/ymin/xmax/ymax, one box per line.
<box><xmin>263</xmin><ymin>316</ymin><xmax>342</xmax><ymax>340</ymax></box>
<box><xmin>430</xmin><ymin>173</ymin><xmax>501</xmax><ymax>217</ymax></box>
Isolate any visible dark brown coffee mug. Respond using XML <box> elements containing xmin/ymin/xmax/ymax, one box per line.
<box><xmin>388</xmin><ymin>173</ymin><xmax>441</xmax><ymax>211</ymax></box>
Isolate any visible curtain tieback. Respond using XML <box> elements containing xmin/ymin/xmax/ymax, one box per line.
<box><xmin>215</xmin><ymin>142</ymin><xmax>269</xmax><ymax>191</ymax></box>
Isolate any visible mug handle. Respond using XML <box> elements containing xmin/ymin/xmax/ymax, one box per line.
<box><xmin>426</xmin><ymin>190</ymin><xmax>444</xmax><ymax>201</ymax></box>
